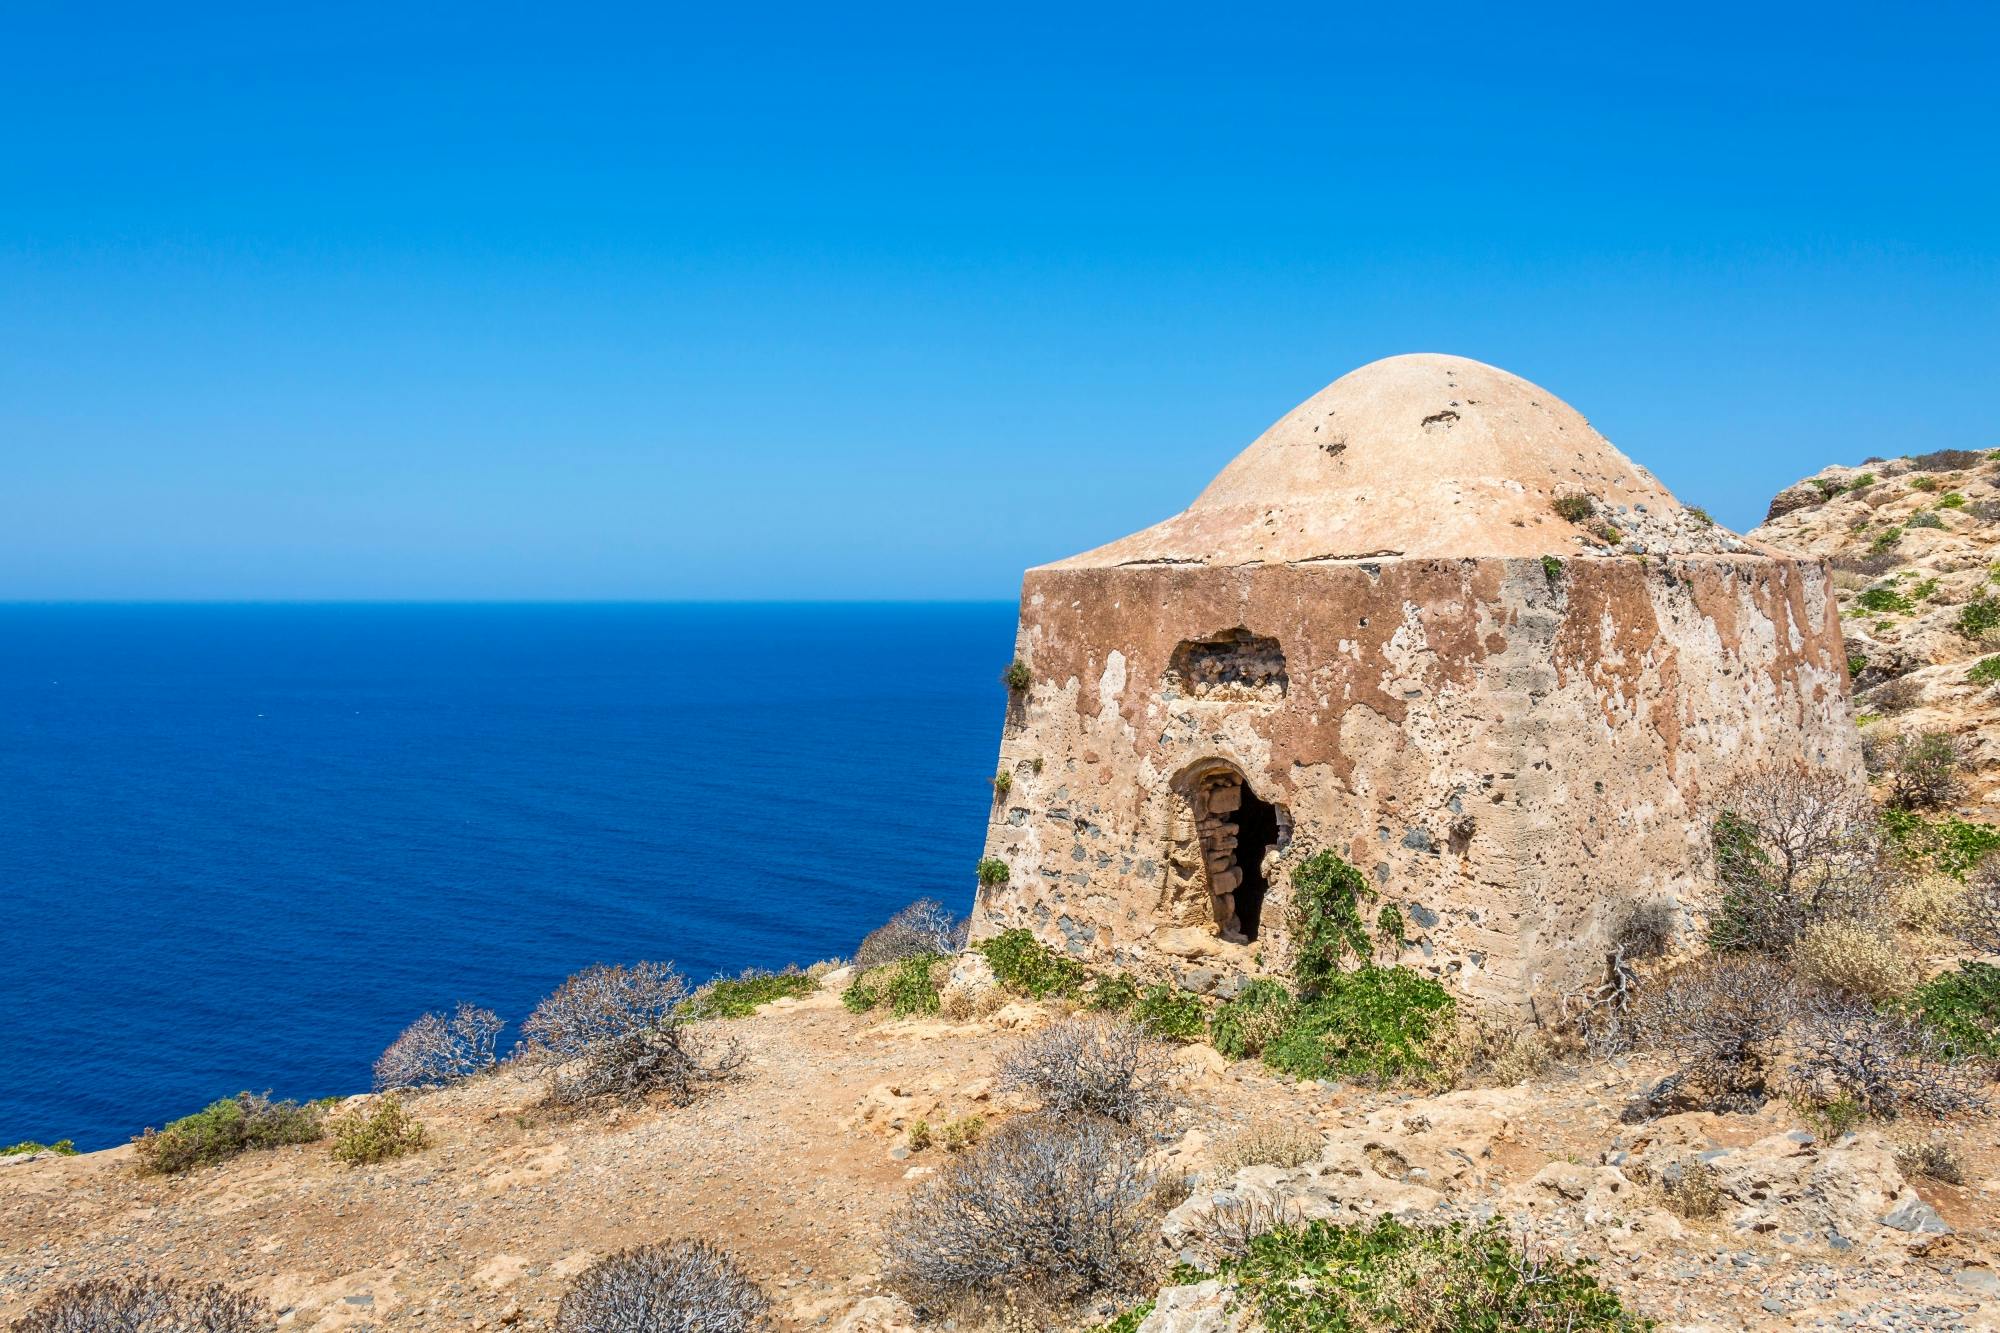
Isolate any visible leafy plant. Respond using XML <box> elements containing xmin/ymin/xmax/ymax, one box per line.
<box><xmin>327</xmin><ymin>1094</ymin><xmax>430</xmax><ymax>1166</ymax></box>
<box><xmin>1087</xmin><ymin>972</ymin><xmax>1141</xmax><ymax>1012</ymax></box>
<box><xmin>1287</xmin><ymin>851</ymin><xmax>1375</xmax><ymax>998</ymax></box>
<box><xmin>134</xmin><ymin>1092</ymin><xmax>325</xmax><ymax>1176</ymax></box>
<box><xmin>1881</xmin><ymin>807</ymin><xmax>2000</xmax><ymax>878</ymax></box>
<box><xmin>1552</xmin><ymin>493</ymin><xmax>1593</xmax><ymax>522</ymax></box>
<box><xmin>1132</xmin><ymin>984</ymin><xmax>1206</xmax><ymax>1040</ymax></box>
<box><xmin>1909</xmin><ymin>474</ymin><xmax>1941</xmax><ymax>493</ymax></box>
<box><xmin>845</xmin><ymin>954</ymin><xmax>946</xmax><ymax>1017</ymax></box>
<box><xmin>1002</xmin><ymin>659</ymin><xmax>1033</xmax><ymax>691</ymax></box>
<box><xmin>1847</xmin><ymin>471</ymin><xmax>1878</xmax><ymax>491</ymax></box>
<box><xmin>1210</xmin><ymin>978</ymin><xmax>1299</xmax><ymax>1060</ymax></box>
<box><xmin>1958</xmin><ymin>597</ymin><xmax>2000</xmax><ymax>639</ymax></box>
<box><xmin>1687</xmin><ymin>505</ymin><xmax>1714</xmax><ymax>526</ymax></box>
<box><xmin>1847</xmin><ymin>652</ymin><xmax>1869</xmax><ymax>678</ymax></box>
<box><xmin>977</xmin><ymin>927</ymin><xmax>1088</xmax><ymax>999</ymax></box>
<box><xmin>991</xmin><ymin>769</ymin><xmax>1013</xmax><ymax>799</ymax></box>
<box><xmin>975</xmin><ymin>856</ymin><xmax>1011</xmax><ymax>889</ymax></box>
<box><xmin>1261</xmin><ymin>968</ymin><xmax>1456</xmax><ymax>1084</ymax></box>
<box><xmin>1888</xmin><ymin>730</ymin><xmax>1966</xmax><ymax>811</ymax></box>
<box><xmin>1868</xmin><ymin>526</ymin><xmax>1903</xmax><ymax>555</ymax></box>
<box><xmin>1906</xmin><ymin>510</ymin><xmax>1945</xmax><ymax>530</ymax></box>
<box><xmin>1540</xmin><ymin>554</ymin><xmax>1563</xmax><ymax>585</ymax></box>
<box><xmin>1938</xmin><ymin>492</ymin><xmax>1966</xmax><ymax>508</ymax></box>
<box><xmin>1906</xmin><ymin>962</ymin><xmax>2000</xmax><ymax>1064</ymax></box>
<box><xmin>1855</xmin><ymin>584</ymin><xmax>1912</xmax><ymax>614</ymax></box>
<box><xmin>1967</xmin><ymin>655</ymin><xmax>2000</xmax><ymax>686</ymax></box>
<box><xmin>694</xmin><ymin>968</ymin><xmax>818</xmax><ymax>1018</ymax></box>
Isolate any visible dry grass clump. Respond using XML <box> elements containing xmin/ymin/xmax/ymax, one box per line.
<box><xmin>1895</xmin><ymin>1137</ymin><xmax>1966</xmax><ymax>1185</ymax></box>
<box><xmin>518</xmin><ymin>962</ymin><xmax>743</xmax><ymax>1108</ymax></box>
<box><xmin>554</xmin><ymin>1238</ymin><xmax>770</xmax><ymax>1333</ymax></box>
<box><xmin>883</xmin><ymin>1115</ymin><xmax>1163</xmax><ymax>1318</ymax></box>
<box><xmin>1184</xmin><ymin>1189</ymin><xmax>1306</xmax><ymax>1265</ymax></box>
<box><xmin>1793</xmin><ymin>920</ymin><xmax>1913</xmax><ymax>1003</ymax></box>
<box><xmin>374</xmin><ymin>1002</ymin><xmax>503</xmax><ymax>1091</ymax></box>
<box><xmin>996</xmin><ymin>1016</ymin><xmax>1171</xmax><ymax>1125</ymax></box>
<box><xmin>938</xmin><ymin>981</ymin><xmax>1006</xmax><ymax>1021</ymax></box>
<box><xmin>1658</xmin><ymin>1159</ymin><xmax>1726</xmax><ymax>1219</ymax></box>
<box><xmin>327</xmin><ymin>1094</ymin><xmax>430</xmax><ymax>1166</ymax></box>
<box><xmin>1896</xmin><ymin>872</ymin><xmax>1968</xmax><ymax>935</ymax></box>
<box><xmin>853</xmin><ymin>898</ymin><xmax>967</xmax><ymax>968</ymax></box>
<box><xmin>908</xmin><ymin>1114</ymin><xmax>986</xmax><ymax>1153</ymax></box>
<box><xmin>13</xmin><ymin>1275</ymin><xmax>272</xmax><ymax>1333</ymax></box>
<box><xmin>1423</xmin><ymin>1007</ymin><xmax>1556</xmax><ymax>1089</ymax></box>
<box><xmin>1211</xmin><ymin>1119</ymin><xmax>1324</xmax><ymax>1174</ymax></box>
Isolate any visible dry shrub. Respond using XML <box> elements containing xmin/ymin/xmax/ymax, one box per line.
<box><xmin>1658</xmin><ymin>1159</ymin><xmax>1726</xmax><ymax>1219</ymax></box>
<box><xmin>1889</xmin><ymin>731</ymin><xmax>1968</xmax><ymax>812</ymax></box>
<box><xmin>1633</xmin><ymin>955</ymin><xmax>1798</xmax><ymax>1112</ymax></box>
<box><xmin>1793</xmin><ymin>920</ymin><xmax>1913</xmax><ymax>1003</ymax></box>
<box><xmin>1870</xmin><ymin>675</ymin><xmax>1925</xmax><ymax>715</ymax></box>
<box><xmin>1422</xmin><ymin>1008</ymin><xmax>1553</xmax><ymax>1089</ymax></box>
<box><xmin>1784</xmin><ymin>990</ymin><xmax>1986</xmax><ymax>1120</ymax></box>
<box><xmin>1185</xmin><ymin>1190</ymin><xmax>1306</xmax><ymax>1265</ymax></box>
<box><xmin>13</xmin><ymin>1275</ymin><xmax>272</xmax><ymax>1333</ymax></box>
<box><xmin>1961</xmin><ymin>855</ymin><xmax>2000</xmax><ymax>952</ymax></box>
<box><xmin>1897</xmin><ymin>872</ymin><xmax>1968</xmax><ymax>935</ymax></box>
<box><xmin>374</xmin><ymin>1003</ymin><xmax>503</xmax><ymax>1091</ymax></box>
<box><xmin>854</xmin><ymin>898</ymin><xmax>968</xmax><ymax>968</ymax></box>
<box><xmin>1211</xmin><ymin>1119</ymin><xmax>1324</xmax><ymax>1174</ymax></box>
<box><xmin>1707</xmin><ymin>766</ymin><xmax>1889</xmax><ymax>953</ymax></box>
<box><xmin>554</xmin><ymin>1238</ymin><xmax>770</xmax><ymax>1333</ymax></box>
<box><xmin>939</xmin><ymin>982</ymin><xmax>1005</xmax><ymax>1021</ymax></box>
<box><xmin>1895</xmin><ymin>1138</ymin><xmax>1966</xmax><ymax>1185</ymax></box>
<box><xmin>327</xmin><ymin>1094</ymin><xmax>430</xmax><ymax>1166</ymax></box>
<box><xmin>883</xmin><ymin>1115</ymin><xmax>1162</xmax><ymax>1317</ymax></box>
<box><xmin>519</xmin><ymin>962</ymin><xmax>743</xmax><ymax>1108</ymax></box>
<box><xmin>996</xmin><ymin>1016</ymin><xmax>1171</xmax><ymax>1125</ymax></box>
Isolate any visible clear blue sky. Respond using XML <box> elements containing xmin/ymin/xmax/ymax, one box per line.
<box><xmin>4</xmin><ymin>2</ymin><xmax>1995</xmax><ymax>600</ymax></box>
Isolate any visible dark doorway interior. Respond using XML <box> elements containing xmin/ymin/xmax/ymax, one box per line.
<box><xmin>1233</xmin><ymin>782</ymin><xmax>1280</xmax><ymax>940</ymax></box>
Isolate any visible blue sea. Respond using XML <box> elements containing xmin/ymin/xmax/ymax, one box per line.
<box><xmin>0</xmin><ymin>603</ymin><xmax>1015</xmax><ymax>1150</ymax></box>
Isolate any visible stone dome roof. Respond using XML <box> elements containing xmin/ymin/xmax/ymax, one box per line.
<box><xmin>1048</xmin><ymin>353</ymin><xmax>1745</xmax><ymax>567</ymax></box>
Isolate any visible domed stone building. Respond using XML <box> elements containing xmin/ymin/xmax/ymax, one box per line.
<box><xmin>970</xmin><ymin>354</ymin><xmax>1861</xmax><ymax>1007</ymax></box>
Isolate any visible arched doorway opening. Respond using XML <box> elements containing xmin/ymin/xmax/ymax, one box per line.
<box><xmin>1181</xmin><ymin>764</ymin><xmax>1284</xmax><ymax>943</ymax></box>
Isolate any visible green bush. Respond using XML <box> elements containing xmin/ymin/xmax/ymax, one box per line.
<box><xmin>1087</xmin><ymin>972</ymin><xmax>1140</xmax><ymax>1012</ymax></box>
<box><xmin>1848</xmin><ymin>471</ymin><xmax>1878</xmax><ymax>491</ymax></box>
<box><xmin>1260</xmin><ymin>968</ymin><xmax>1456</xmax><ymax>1084</ymax></box>
<box><xmin>977</xmin><ymin>928</ymin><xmax>1088</xmax><ymax>999</ymax></box>
<box><xmin>1958</xmin><ymin>597</ymin><xmax>2000</xmax><ymax>639</ymax></box>
<box><xmin>991</xmin><ymin>769</ymin><xmax>1013</xmax><ymax>799</ymax></box>
<box><xmin>1939</xmin><ymin>492</ymin><xmax>1967</xmax><ymax>509</ymax></box>
<box><xmin>0</xmin><ymin>1139</ymin><xmax>76</xmax><ymax>1157</ymax></box>
<box><xmin>1907</xmin><ymin>511</ymin><xmax>1945</xmax><ymax>530</ymax></box>
<box><xmin>1907</xmin><ymin>962</ymin><xmax>2000</xmax><ymax>1064</ymax></box>
<box><xmin>975</xmin><ymin>856</ymin><xmax>1011</xmax><ymax>888</ymax></box>
<box><xmin>1209</xmin><ymin>978</ymin><xmax>1298</xmax><ymax>1060</ymax></box>
<box><xmin>1855</xmin><ymin>584</ymin><xmax>1913</xmax><ymax>614</ymax></box>
<box><xmin>694</xmin><ymin>968</ymin><xmax>818</xmax><ymax>1018</ymax></box>
<box><xmin>1552</xmin><ymin>493</ymin><xmax>1593</xmax><ymax>522</ymax></box>
<box><xmin>1540</xmin><ymin>554</ymin><xmax>1563</xmax><ymax>585</ymax></box>
<box><xmin>1868</xmin><ymin>526</ymin><xmax>1903</xmax><ymax>555</ymax></box>
<box><xmin>1191</xmin><ymin>1215</ymin><xmax>1648</xmax><ymax>1332</ymax></box>
<box><xmin>1910</xmin><ymin>475</ymin><xmax>1941</xmax><ymax>493</ymax></box>
<box><xmin>845</xmin><ymin>954</ymin><xmax>945</xmax><ymax>1017</ymax></box>
<box><xmin>1001</xmin><ymin>659</ymin><xmax>1032</xmax><ymax>691</ymax></box>
<box><xmin>1132</xmin><ymin>985</ymin><xmax>1205</xmax><ymax>1041</ymax></box>
<box><xmin>1093</xmin><ymin>1302</ymin><xmax>1156</xmax><ymax>1333</ymax></box>
<box><xmin>327</xmin><ymin>1094</ymin><xmax>429</xmax><ymax>1166</ymax></box>
<box><xmin>1847</xmin><ymin>652</ymin><xmax>1870</xmax><ymax>678</ymax></box>
<box><xmin>1287</xmin><ymin>851</ymin><xmax>1375</xmax><ymax>998</ymax></box>
<box><xmin>1687</xmin><ymin>505</ymin><xmax>1714</xmax><ymax>527</ymax></box>
<box><xmin>134</xmin><ymin>1092</ymin><xmax>325</xmax><ymax>1175</ymax></box>
<box><xmin>1967</xmin><ymin>656</ymin><xmax>2000</xmax><ymax>686</ymax></box>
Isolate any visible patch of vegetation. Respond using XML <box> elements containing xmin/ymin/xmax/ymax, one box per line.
<box><xmin>1846</xmin><ymin>652</ymin><xmax>1869</xmax><ymax>678</ymax></box>
<box><xmin>1907</xmin><ymin>510</ymin><xmax>1945</xmax><ymax>530</ymax></box>
<box><xmin>1132</xmin><ymin>984</ymin><xmax>1206</xmax><ymax>1040</ymax></box>
<box><xmin>1595</xmin><ymin>523</ymin><xmax>1623</xmax><ymax>545</ymax></box>
<box><xmin>977</xmin><ymin>927</ymin><xmax>1088</xmax><ymax>999</ymax></box>
<box><xmin>845</xmin><ymin>954</ymin><xmax>946</xmax><ymax>1017</ymax></box>
<box><xmin>1189</xmin><ymin>1216</ymin><xmax>1649</xmax><ymax>1332</ymax></box>
<box><xmin>134</xmin><ymin>1092</ymin><xmax>325</xmax><ymax>1176</ymax></box>
<box><xmin>1855</xmin><ymin>584</ymin><xmax>1913</xmax><ymax>614</ymax></box>
<box><xmin>1868</xmin><ymin>525</ymin><xmax>1903</xmax><ymax>555</ymax></box>
<box><xmin>1906</xmin><ymin>962</ymin><xmax>2000</xmax><ymax>1064</ymax></box>
<box><xmin>1847</xmin><ymin>471</ymin><xmax>1878</xmax><ymax>491</ymax></box>
<box><xmin>1881</xmin><ymin>807</ymin><xmax>2000</xmax><ymax>879</ymax></box>
<box><xmin>1094</xmin><ymin>1301</ymin><xmax>1156</xmax><ymax>1333</ymax></box>
<box><xmin>1687</xmin><ymin>505</ymin><xmax>1714</xmax><ymax>526</ymax></box>
<box><xmin>998</xmin><ymin>1017</ymin><xmax>1171</xmax><ymax>1123</ymax></box>
<box><xmin>1658</xmin><ymin>1160</ymin><xmax>1725</xmax><ymax>1219</ymax></box>
<box><xmin>517</xmin><ymin>961</ymin><xmax>745</xmax><ymax>1107</ymax></box>
<box><xmin>1957</xmin><ymin>596</ymin><xmax>2000</xmax><ymax>639</ymax></box>
<box><xmin>1541</xmin><ymin>554</ymin><xmax>1563</xmax><ymax>585</ymax></box>
<box><xmin>374</xmin><ymin>1002</ymin><xmax>503</xmax><ymax>1092</ymax></box>
<box><xmin>1087</xmin><ymin>972</ymin><xmax>1141</xmax><ymax>1012</ymax></box>
<box><xmin>1897</xmin><ymin>1138</ymin><xmax>1966</xmax><ymax>1184</ymax></box>
<box><xmin>1261</xmin><ymin>967</ymin><xmax>1457</xmax><ymax>1084</ymax></box>
<box><xmin>694</xmin><ymin>968</ymin><xmax>818</xmax><ymax>1018</ymax></box>
<box><xmin>991</xmin><ymin>769</ymin><xmax>1013</xmax><ymax>799</ymax></box>
<box><xmin>1968</xmin><ymin>655</ymin><xmax>2000</xmax><ymax>686</ymax></box>
<box><xmin>909</xmin><ymin>1113</ymin><xmax>986</xmax><ymax>1153</ymax></box>
<box><xmin>1210</xmin><ymin>978</ymin><xmax>1299</xmax><ymax>1060</ymax></box>
<box><xmin>1</xmin><ymin>1139</ymin><xmax>76</xmax><ymax>1156</ymax></box>
<box><xmin>1793</xmin><ymin>1092</ymin><xmax>1867</xmax><ymax>1141</ymax></box>
<box><xmin>975</xmin><ymin>856</ymin><xmax>1011</xmax><ymax>889</ymax></box>
<box><xmin>1001</xmin><ymin>659</ymin><xmax>1033</xmax><ymax>691</ymax></box>
<box><xmin>1212</xmin><ymin>1119</ymin><xmax>1324</xmax><ymax>1172</ymax></box>
<box><xmin>854</xmin><ymin>897</ymin><xmax>966</xmax><ymax>967</ymax></box>
<box><xmin>1938</xmin><ymin>492</ymin><xmax>1966</xmax><ymax>508</ymax></box>
<box><xmin>327</xmin><ymin>1094</ymin><xmax>430</xmax><ymax>1166</ymax></box>
<box><xmin>1910</xmin><ymin>576</ymin><xmax>1941</xmax><ymax>601</ymax></box>
<box><xmin>1909</xmin><ymin>474</ymin><xmax>1941</xmax><ymax>493</ymax></box>
<box><xmin>1552</xmin><ymin>493</ymin><xmax>1594</xmax><ymax>523</ymax></box>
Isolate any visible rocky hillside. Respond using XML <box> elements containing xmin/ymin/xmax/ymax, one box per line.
<box><xmin>1751</xmin><ymin>448</ymin><xmax>2000</xmax><ymax>821</ymax></box>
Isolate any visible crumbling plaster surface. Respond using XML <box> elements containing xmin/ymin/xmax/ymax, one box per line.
<box><xmin>970</xmin><ymin>553</ymin><xmax>1860</xmax><ymax>1008</ymax></box>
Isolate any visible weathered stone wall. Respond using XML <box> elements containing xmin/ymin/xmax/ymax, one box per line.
<box><xmin>969</xmin><ymin>553</ymin><xmax>1861</xmax><ymax>1008</ymax></box>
